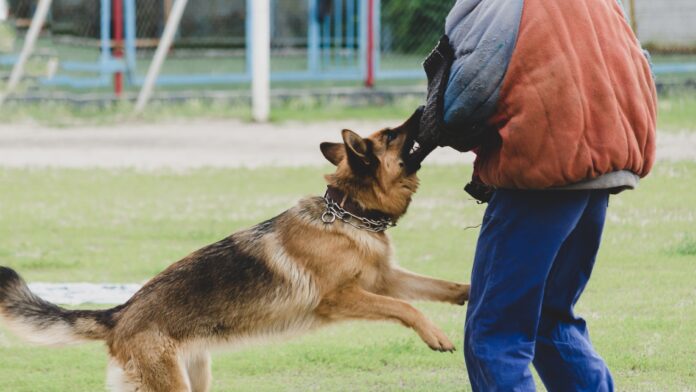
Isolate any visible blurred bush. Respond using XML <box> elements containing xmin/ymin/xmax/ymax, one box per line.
<box><xmin>381</xmin><ymin>0</ymin><xmax>454</xmax><ymax>55</ymax></box>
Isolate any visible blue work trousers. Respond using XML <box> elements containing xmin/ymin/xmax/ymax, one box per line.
<box><xmin>465</xmin><ymin>189</ymin><xmax>614</xmax><ymax>392</ymax></box>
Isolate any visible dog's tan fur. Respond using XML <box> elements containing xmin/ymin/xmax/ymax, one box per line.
<box><xmin>0</xmin><ymin>112</ymin><xmax>469</xmax><ymax>392</ymax></box>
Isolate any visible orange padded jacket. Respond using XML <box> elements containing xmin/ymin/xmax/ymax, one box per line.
<box><xmin>443</xmin><ymin>0</ymin><xmax>657</xmax><ymax>189</ymax></box>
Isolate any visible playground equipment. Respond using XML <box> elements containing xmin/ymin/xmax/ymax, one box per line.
<box><xmin>0</xmin><ymin>0</ymin><xmax>695</xmax><ymax>119</ymax></box>
<box><xmin>42</xmin><ymin>0</ymin><xmax>136</xmax><ymax>93</ymax></box>
<box><xmin>0</xmin><ymin>0</ymin><xmax>380</xmax><ymax>118</ymax></box>
<box><xmin>0</xmin><ymin>0</ymin><xmax>136</xmax><ymax>98</ymax></box>
<box><xmin>136</xmin><ymin>0</ymin><xmax>374</xmax><ymax>116</ymax></box>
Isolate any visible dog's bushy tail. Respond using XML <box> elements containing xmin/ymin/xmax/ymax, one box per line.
<box><xmin>0</xmin><ymin>266</ymin><xmax>119</xmax><ymax>345</ymax></box>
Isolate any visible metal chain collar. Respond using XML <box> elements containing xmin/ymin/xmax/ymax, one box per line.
<box><xmin>321</xmin><ymin>193</ymin><xmax>396</xmax><ymax>233</ymax></box>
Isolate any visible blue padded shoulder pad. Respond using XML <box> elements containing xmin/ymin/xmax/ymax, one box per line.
<box><xmin>443</xmin><ymin>0</ymin><xmax>524</xmax><ymax>128</ymax></box>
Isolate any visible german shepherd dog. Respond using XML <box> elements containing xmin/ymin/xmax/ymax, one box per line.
<box><xmin>0</xmin><ymin>109</ymin><xmax>470</xmax><ymax>392</ymax></box>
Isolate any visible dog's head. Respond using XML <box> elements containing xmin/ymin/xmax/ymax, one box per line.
<box><xmin>320</xmin><ymin>108</ymin><xmax>434</xmax><ymax>220</ymax></box>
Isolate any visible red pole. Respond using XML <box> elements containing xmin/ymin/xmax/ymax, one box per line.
<box><xmin>365</xmin><ymin>0</ymin><xmax>375</xmax><ymax>88</ymax></box>
<box><xmin>113</xmin><ymin>0</ymin><xmax>124</xmax><ymax>97</ymax></box>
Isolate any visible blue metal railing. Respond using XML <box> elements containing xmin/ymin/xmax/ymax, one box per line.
<box><xmin>4</xmin><ymin>0</ymin><xmax>693</xmax><ymax>91</ymax></box>
<box><xmin>41</xmin><ymin>0</ymin><xmax>133</xmax><ymax>88</ymax></box>
<box><xmin>124</xmin><ymin>0</ymin><xmax>366</xmax><ymax>87</ymax></box>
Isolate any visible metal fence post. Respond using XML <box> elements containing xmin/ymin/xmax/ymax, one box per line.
<box><xmin>0</xmin><ymin>0</ymin><xmax>52</xmax><ymax>106</ymax></box>
<box><xmin>135</xmin><ymin>0</ymin><xmax>189</xmax><ymax>112</ymax></box>
<box><xmin>346</xmin><ymin>0</ymin><xmax>355</xmax><ymax>63</ymax></box>
<box><xmin>322</xmin><ymin>12</ymin><xmax>331</xmax><ymax>67</ymax></box>
<box><xmin>123</xmin><ymin>0</ymin><xmax>137</xmax><ymax>84</ymax></box>
<box><xmin>113</xmin><ymin>0</ymin><xmax>124</xmax><ymax>96</ymax></box>
<box><xmin>334</xmin><ymin>0</ymin><xmax>342</xmax><ymax>66</ymax></box>
<box><xmin>365</xmin><ymin>0</ymin><xmax>374</xmax><ymax>87</ymax></box>
<box><xmin>245</xmin><ymin>0</ymin><xmax>253</xmax><ymax>77</ymax></box>
<box><xmin>358</xmin><ymin>0</ymin><xmax>367</xmax><ymax>79</ymax></box>
<box><xmin>251</xmin><ymin>0</ymin><xmax>271</xmax><ymax>122</ymax></box>
<box><xmin>629</xmin><ymin>0</ymin><xmax>638</xmax><ymax>33</ymax></box>
<box><xmin>100</xmin><ymin>0</ymin><xmax>111</xmax><ymax>71</ymax></box>
<box><xmin>373</xmin><ymin>0</ymin><xmax>380</xmax><ymax>80</ymax></box>
<box><xmin>308</xmin><ymin>0</ymin><xmax>320</xmax><ymax>73</ymax></box>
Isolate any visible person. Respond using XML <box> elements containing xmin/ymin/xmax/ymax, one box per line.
<box><xmin>415</xmin><ymin>0</ymin><xmax>656</xmax><ymax>390</ymax></box>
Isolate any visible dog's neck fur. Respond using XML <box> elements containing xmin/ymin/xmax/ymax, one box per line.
<box><xmin>324</xmin><ymin>186</ymin><xmax>394</xmax><ymax>223</ymax></box>
<box><xmin>324</xmin><ymin>171</ymin><xmax>418</xmax><ymax>222</ymax></box>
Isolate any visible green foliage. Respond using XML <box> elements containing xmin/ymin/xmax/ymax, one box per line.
<box><xmin>381</xmin><ymin>0</ymin><xmax>455</xmax><ymax>55</ymax></box>
<box><xmin>674</xmin><ymin>237</ymin><xmax>696</xmax><ymax>256</ymax></box>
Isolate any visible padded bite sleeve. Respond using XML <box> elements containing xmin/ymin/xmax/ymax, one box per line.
<box><xmin>440</xmin><ymin>0</ymin><xmax>524</xmax><ymax>151</ymax></box>
<box><xmin>418</xmin><ymin>35</ymin><xmax>455</xmax><ymax>149</ymax></box>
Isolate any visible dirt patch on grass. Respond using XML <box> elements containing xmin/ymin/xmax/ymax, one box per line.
<box><xmin>0</xmin><ymin>120</ymin><xmax>693</xmax><ymax>169</ymax></box>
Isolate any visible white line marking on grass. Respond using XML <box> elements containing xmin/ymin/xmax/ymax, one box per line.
<box><xmin>28</xmin><ymin>283</ymin><xmax>141</xmax><ymax>306</ymax></box>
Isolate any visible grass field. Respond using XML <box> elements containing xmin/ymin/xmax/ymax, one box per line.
<box><xmin>0</xmin><ymin>93</ymin><xmax>695</xmax><ymax>133</ymax></box>
<box><xmin>1</xmin><ymin>162</ymin><xmax>695</xmax><ymax>391</ymax></box>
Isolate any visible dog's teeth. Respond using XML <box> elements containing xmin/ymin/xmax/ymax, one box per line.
<box><xmin>409</xmin><ymin>141</ymin><xmax>421</xmax><ymax>156</ymax></box>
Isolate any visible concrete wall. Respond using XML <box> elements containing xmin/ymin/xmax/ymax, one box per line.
<box><xmin>633</xmin><ymin>0</ymin><xmax>696</xmax><ymax>48</ymax></box>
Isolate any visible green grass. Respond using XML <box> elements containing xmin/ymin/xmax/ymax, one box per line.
<box><xmin>658</xmin><ymin>95</ymin><xmax>696</xmax><ymax>132</ymax></box>
<box><xmin>0</xmin><ymin>92</ymin><xmax>693</xmax><ymax>132</ymax></box>
<box><xmin>0</xmin><ymin>162</ymin><xmax>695</xmax><ymax>391</ymax></box>
<box><xmin>0</xmin><ymin>96</ymin><xmax>424</xmax><ymax>127</ymax></box>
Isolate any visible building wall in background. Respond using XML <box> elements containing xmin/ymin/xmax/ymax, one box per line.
<box><xmin>634</xmin><ymin>0</ymin><xmax>696</xmax><ymax>49</ymax></box>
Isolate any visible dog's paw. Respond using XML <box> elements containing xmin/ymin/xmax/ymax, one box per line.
<box><xmin>449</xmin><ymin>283</ymin><xmax>470</xmax><ymax>306</ymax></box>
<box><xmin>418</xmin><ymin>324</ymin><xmax>455</xmax><ymax>353</ymax></box>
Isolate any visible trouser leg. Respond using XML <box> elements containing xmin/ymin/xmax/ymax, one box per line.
<box><xmin>533</xmin><ymin>190</ymin><xmax>614</xmax><ymax>392</ymax></box>
<box><xmin>464</xmin><ymin>190</ymin><xmax>591</xmax><ymax>391</ymax></box>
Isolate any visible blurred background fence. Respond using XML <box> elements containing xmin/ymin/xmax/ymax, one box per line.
<box><xmin>0</xmin><ymin>0</ymin><xmax>695</xmax><ymax>105</ymax></box>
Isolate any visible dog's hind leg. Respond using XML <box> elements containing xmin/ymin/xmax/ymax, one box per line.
<box><xmin>106</xmin><ymin>357</ymin><xmax>137</xmax><ymax>392</ymax></box>
<box><xmin>111</xmin><ymin>333</ymin><xmax>191</xmax><ymax>392</ymax></box>
<box><xmin>107</xmin><ymin>354</ymin><xmax>191</xmax><ymax>392</ymax></box>
<box><xmin>134</xmin><ymin>351</ymin><xmax>190</xmax><ymax>392</ymax></box>
<box><xmin>184</xmin><ymin>349</ymin><xmax>212</xmax><ymax>392</ymax></box>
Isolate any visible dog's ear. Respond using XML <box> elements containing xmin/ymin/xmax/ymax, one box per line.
<box><xmin>341</xmin><ymin>129</ymin><xmax>375</xmax><ymax>174</ymax></box>
<box><xmin>320</xmin><ymin>142</ymin><xmax>345</xmax><ymax>166</ymax></box>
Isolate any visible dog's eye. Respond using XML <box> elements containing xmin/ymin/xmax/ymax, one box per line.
<box><xmin>386</xmin><ymin>132</ymin><xmax>398</xmax><ymax>143</ymax></box>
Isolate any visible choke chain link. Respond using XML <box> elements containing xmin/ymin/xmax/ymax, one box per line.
<box><xmin>321</xmin><ymin>194</ymin><xmax>395</xmax><ymax>233</ymax></box>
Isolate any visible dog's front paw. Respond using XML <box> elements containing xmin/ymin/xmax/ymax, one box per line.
<box><xmin>417</xmin><ymin>323</ymin><xmax>455</xmax><ymax>353</ymax></box>
<box><xmin>449</xmin><ymin>283</ymin><xmax>470</xmax><ymax>306</ymax></box>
